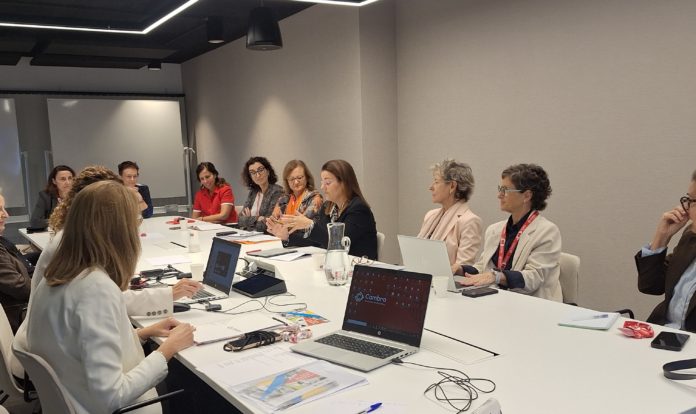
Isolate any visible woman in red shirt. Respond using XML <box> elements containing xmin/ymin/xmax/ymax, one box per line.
<box><xmin>192</xmin><ymin>162</ymin><xmax>237</xmax><ymax>224</ymax></box>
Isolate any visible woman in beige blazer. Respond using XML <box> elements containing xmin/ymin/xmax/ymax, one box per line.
<box><xmin>418</xmin><ymin>159</ymin><xmax>482</xmax><ymax>274</ymax></box>
<box><xmin>462</xmin><ymin>164</ymin><xmax>562</xmax><ymax>301</ymax></box>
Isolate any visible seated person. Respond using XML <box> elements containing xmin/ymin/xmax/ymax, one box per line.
<box><xmin>462</xmin><ymin>164</ymin><xmax>562</xmax><ymax>301</ymax></box>
<box><xmin>268</xmin><ymin>159</ymin><xmax>323</xmax><ymax>222</ymax></box>
<box><xmin>635</xmin><ymin>169</ymin><xmax>696</xmax><ymax>332</ymax></box>
<box><xmin>238</xmin><ymin>156</ymin><xmax>283</xmax><ymax>232</ymax></box>
<box><xmin>119</xmin><ymin>160</ymin><xmax>154</xmax><ymax>218</ymax></box>
<box><xmin>192</xmin><ymin>162</ymin><xmax>237</xmax><ymax>224</ymax></box>
<box><xmin>417</xmin><ymin>159</ymin><xmax>482</xmax><ymax>274</ymax></box>
<box><xmin>29</xmin><ymin>164</ymin><xmax>75</xmax><ymax>229</ymax></box>
<box><xmin>269</xmin><ymin>160</ymin><xmax>378</xmax><ymax>260</ymax></box>
<box><xmin>0</xmin><ymin>193</ymin><xmax>31</xmax><ymax>333</ymax></box>
<box><xmin>23</xmin><ymin>180</ymin><xmax>195</xmax><ymax>413</ymax></box>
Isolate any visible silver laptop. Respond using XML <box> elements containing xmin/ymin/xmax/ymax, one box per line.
<box><xmin>291</xmin><ymin>265</ymin><xmax>432</xmax><ymax>372</ymax></box>
<box><xmin>180</xmin><ymin>237</ymin><xmax>240</xmax><ymax>303</ymax></box>
<box><xmin>398</xmin><ymin>235</ymin><xmax>467</xmax><ymax>292</ymax></box>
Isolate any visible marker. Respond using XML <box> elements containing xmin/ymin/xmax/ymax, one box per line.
<box><xmin>355</xmin><ymin>402</ymin><xmax>382</xmax><ymax>414</ymax></box>
<box><xmin>170</xmin><ymin>241</ymin><xmax>186</xmax><ymax>248</ymax></box>
<box><xmin>571</xmin><ymin>313</ymin><xmax>609</xmax><ymax>322</ymax></box>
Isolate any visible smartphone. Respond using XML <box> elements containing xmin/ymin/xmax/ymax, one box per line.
<box><xmin>651</xmin><ymin>331</ymin><xmax>690</xmax><ymax>351</ymax></box>
<box><xmin>140</xmin><ymin>269</ymin><xmax>164</xmax><ymax>279</ymax></box>
<box><xmin>461</xmin><ymin>287</ymin><xmax>498</xmax><ymax>298</ymax></box>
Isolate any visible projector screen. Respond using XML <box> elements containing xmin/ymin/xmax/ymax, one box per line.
<box><xmin>0</xmin><ymin>98</ymin><xmax>25</xmax><ymax>208</ymax></box>
<box><xmin>47</xmin><ymin>98</ymin><xmax>186</xmax><ymax>198</ymax></box>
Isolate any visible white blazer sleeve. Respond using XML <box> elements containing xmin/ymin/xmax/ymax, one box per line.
<box><xmin>123</xmin><ymin>287</ymin><xmax>174</xmax><ymax>317</ymax></box>
<box><xmin>514</xmin><ymin>221</ymin><xmax>562</xmax><ymax>295</ymax></box>
<box><xmin>75</xmin><ymin>280</ymin><xmax>168</xmax><ymax>413</ymax></box>
<box><xmin>454</xmin><ymin>214</ymin><xmax>483</xmax><ymax>267</ymax></box>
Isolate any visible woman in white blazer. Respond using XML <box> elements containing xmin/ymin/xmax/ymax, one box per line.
<box><xmin>417</xmin><ymin>159</ymin><xmax>482</xmax><ymax>273</ymax></box>
<box><xmin>462</xmin><ymin>164</ymin><xmax>562</xmax><ymax>301</ymax></box>
<box><xmin>24</xmin><ymin>181</ymin><xmax>195</xmax><ymax>414</ymax></box>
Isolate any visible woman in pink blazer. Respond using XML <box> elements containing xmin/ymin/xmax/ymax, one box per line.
<box><xmin>417</xmin><ymin>159</ymin><xmax>482</xmax><ymax>274</ymax></box>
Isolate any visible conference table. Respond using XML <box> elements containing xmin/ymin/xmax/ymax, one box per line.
<box><xmin>20</xmin><ymin>217</ymin><xmax>696</xmax><ymax>414</ymax></box>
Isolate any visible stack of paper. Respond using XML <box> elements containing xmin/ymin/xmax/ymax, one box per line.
<box><xmin>194</xmin><ymin>313</ymin><xmax>284</xmax><ymax>345</ymax></box>
<box><xmin>558</xmin><ymin>311</ymin><xmax>620</xmax><ymax>330</ymax></box>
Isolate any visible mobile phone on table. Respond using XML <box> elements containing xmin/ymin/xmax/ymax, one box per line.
<box><xmin>461</xmin><ymin>286</ymin><xmax>498</xmax><ymax>298</ymax></box>
<box><xmin>651</xmin><ymin>331</ymin><xmax>690</xmax><ymax>351</ymax></box>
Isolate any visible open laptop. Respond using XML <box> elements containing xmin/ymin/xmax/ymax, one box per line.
<box><xmin>180</xmin><ymin>237</ymin><xmax>240</xmax><ymax>303</ymax></box>
<box><xmin>398</xmin><ymin>235</ymin><xmax>468</xmax><ymax>292</ymax></box>
<box><xmin>291</xmin><ymin>265</ymin><xmax>432</xmax><ymax>372</ymax></box>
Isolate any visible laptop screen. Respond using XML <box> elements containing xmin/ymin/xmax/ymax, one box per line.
<box><xmin>203</xmin><ymin>237</ymin><xmax>241</xmax><ymax>294</ymax></box>
<box><xmin>342</xmin><ymin>265</ymin><xmax>432</xmax><ymax>347</ymax></box>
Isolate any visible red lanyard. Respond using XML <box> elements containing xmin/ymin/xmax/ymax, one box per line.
<box><xmin>497</xmin><ymin>210</ymin><xmax>539</xmax><ymax>270</ymax></box>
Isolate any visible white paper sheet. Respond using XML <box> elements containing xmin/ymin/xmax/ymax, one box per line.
<box><xmin>147</xmin><ymin>255</ymin><xmax>191</xmax><ymax>266</ymax></box>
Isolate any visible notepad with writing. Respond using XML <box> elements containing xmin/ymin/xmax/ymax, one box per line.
<box><xmin>558</xmin><ymin>311</ymin><xmax>620</xmax><ymax>330</ymax></box>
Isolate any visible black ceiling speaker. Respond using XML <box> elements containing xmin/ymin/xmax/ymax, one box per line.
<box><xmin>246</xmin><ymin>6</ymin><xmax>282</xmax><ymax>51</ymax></box>
<box><xmin>207</xmin><ymin>16</ymin><xmax>225</xmax><ymax>44</ymax></box>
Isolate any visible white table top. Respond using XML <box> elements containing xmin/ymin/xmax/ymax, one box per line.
<box><xmin>22</xmin><ymin>217</ymin><xmax>696</xmax><ymax>413</ymax></box>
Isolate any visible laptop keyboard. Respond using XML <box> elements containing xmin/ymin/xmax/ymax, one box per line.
<box><xmin>191</xmin><ymin>289</ymin><xmax>215</xmax><ymax>300</ymax></box>
<box><xmin>317</xmin><ymin>334</ymin><xmax>403</xmax><ymax>359</ymax></box>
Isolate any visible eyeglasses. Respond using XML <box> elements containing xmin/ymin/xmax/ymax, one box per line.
<box><xmin>681</xmin><ymin>195</ymin><xmax>696</xmax><ymax>211</ymax></box>
<box><xmin>288</xmin><ymin>175</ymin><xmax>305</xmax><ymax>183</ymax></box>
<box><xmin>498</xmin><ymin>185</ymin><xmax>523</xmax><ymax>194</ymax></box>
<box><xmin>249</xmin><ymin>166</ymin><xmax>266</xmax><ymax>177</ymax></box>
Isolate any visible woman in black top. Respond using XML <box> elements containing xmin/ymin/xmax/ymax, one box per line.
<box><xmin>29</xmin><ymin>165</ymin><xmax>75</xmax><ymax>228</ymax></box>
<box><xmin>269</xmin><ymin>159</ymin><xmax>378</xmax><ymax>260</ymax></box>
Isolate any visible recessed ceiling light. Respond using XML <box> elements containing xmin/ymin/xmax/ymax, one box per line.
<box><xmin>0</xmin><ymin>0</ymin><xmax>199</xmax><ymax>35</ymax></box>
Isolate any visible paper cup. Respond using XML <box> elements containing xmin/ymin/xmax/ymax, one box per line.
<box><xmin>432</xmin><ymin>276</ymin><xmax>449</xmax><ymax>298</ymax></box>
<box><xmin>190</xmin><ymin>262</ymin><xmax>204</xmax><ymax>280</ymax></box>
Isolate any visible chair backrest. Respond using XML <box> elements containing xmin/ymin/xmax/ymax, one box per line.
<box><xmin>12</xmin><ymin>347</ymin><xmax>76</xmax><ymax>414</ymax></box>
<box><xmin>376</xmin><ymin>232</ymin><xmax>385</xmax><ymax>261</ymax></box>
<box><xmin>559</xmin><ymin>252</ymin><xmax>580</xmax><ymax>305</ymax></box>
<box><xmin>0</xmin><ymin>306</ymin><xmax>24</xmax><ymax>404</ymax></box>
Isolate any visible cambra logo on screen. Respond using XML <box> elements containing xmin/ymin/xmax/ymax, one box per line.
<box><xmin>354</xmin><ymin>291</ymin><xmax>387</xmax><ymax>304</ymax></box>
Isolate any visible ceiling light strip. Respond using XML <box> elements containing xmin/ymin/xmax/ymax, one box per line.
<box><xmin>0</xmin><ymin>0</ymin><xmax>199</xmax><ymax>35</ymax></box>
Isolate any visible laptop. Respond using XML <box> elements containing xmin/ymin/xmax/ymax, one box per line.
<box><xmin>291</xmin><ymin>265</ymin><xmax>432</xmax><ymax>372</ymax></box>
<box><xmin>398</xmin><ymin>235</ymin><xmax>467</xmax><ymax>292</ymax></box>
<box><xmin>180</xmin><ymin>237</ymin><xmax>240</xmax><ymax>303</ymax></box>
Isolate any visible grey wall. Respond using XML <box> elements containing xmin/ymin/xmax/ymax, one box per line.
<box><xmin>182</xmin><ymin>0</ymin><xmax>696</xmax><ymax>319</ymax></box>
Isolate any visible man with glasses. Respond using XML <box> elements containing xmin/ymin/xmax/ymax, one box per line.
<box><xmin>636</xmin><ymin>169</ymin><xmax>696</xmax><ymax>332</ymax></box>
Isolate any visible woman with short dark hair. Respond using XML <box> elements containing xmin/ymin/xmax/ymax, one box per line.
<box><xmin>462</xmin><ymin>163</ymin><xmax>562</xmax><ymax>301</ymax></box>
<box><xmin>118</xmin><ymin>160</ymin><xmax>154</xmax><ymax>218</ymax></box>
<box><xmin>29</xmin><ymin>164</ymin><xmax>75</xmax><ymax>228</ymax></box>
<box><xmin>238</xmin><ymin>156</ymin><xmax>283</xmax><ymax>232</ymax></box>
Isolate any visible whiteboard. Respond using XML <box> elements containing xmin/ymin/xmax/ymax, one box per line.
<box><xmin>47</xmin><ymin>98</ymin><xmax>186</xmax><ymax>198</ymax></box>
<box><xmin>0</xmin><ymin>98</ymin><xmax>25</xmax><ymax>208</ymax></box>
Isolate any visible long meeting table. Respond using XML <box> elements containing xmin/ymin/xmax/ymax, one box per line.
<box><xmin>20</xmin><ymin>216</ymin><xmax>696</xmax><ymax>413</ymax></box>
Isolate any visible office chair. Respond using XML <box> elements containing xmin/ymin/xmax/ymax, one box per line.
<box><xmin>12</xmin><ymin>346</ymin><xmax>185</xmax><ymax>414</ymax></box>
<box><xmin>376</xmin><ymin>232</ymin><xmax>385</xmax><ymax>261</ymax></box>
<box><xmin>0</xmin><ymin>307</ymin><xmax>32</xmax><ymax>410</ymax></box>
<box><xmin>559</xmin><ymin>252</ymin><xmax>580</xmax><ymax>306</ymax></box>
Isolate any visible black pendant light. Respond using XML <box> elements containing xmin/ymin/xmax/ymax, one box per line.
<box><xmin>207</xmin><ymin>16</ymin><xmax>225</xmax><ymax>44</ymax></box>
<box><xmin>246</xmin><ymin>5</ymin><xmax>282</xmax><ymax>51</ymax></box>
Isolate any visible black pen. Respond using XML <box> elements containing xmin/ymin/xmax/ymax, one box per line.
<box><xmin>170</xmin><ymin>241</ymin><xmax>186</xmax><ymax>248</ymax></box>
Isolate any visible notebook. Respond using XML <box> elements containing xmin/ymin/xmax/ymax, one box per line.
<box><xmin>179</xmin><ymin>237</ymin><xmax>241</xmax><ymax>304</ymax></box>
<box><xmin>291</xmin><ymin>265</ymin><xmax>432</xmax><ymax>372</ymax></box>
<box><xmin>558</xmin><ymin>312</ymin><xmax>620</xmax><ymax>330</ymax></box>
<box><xmin>398</xmin><ymin>235</ymin><xmax>466</xmax><ymax>292</ymax></box>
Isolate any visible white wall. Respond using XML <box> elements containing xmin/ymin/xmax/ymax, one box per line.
<box><xmin>396</xmin><ymin>0</ymin><xmax>696</xmax><ymax>318</ymax></box>
<box><xmin>183</xmin><ymin>0</ymin><xmax>696</xmax><ymax>319</ymax></box>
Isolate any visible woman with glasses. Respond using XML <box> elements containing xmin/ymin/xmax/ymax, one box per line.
<box><xmin>267</xmin><ymin>160</ymin><xmax>323</xmax><ymax>226</ymax></box>
<box><xmin>635</xmin><ymin>169</ymin><xmax>696</xmax><ymax>332</ymax></box>
<box><xmin>192</xmin><ymin>161</ymin><xmax>237</xmax><ymax>224</ymax></box>
<box><xmin>417</xmin><ymin>159</ymin><xmax>482</xmax><ymax>274</ymax></box>
<box><xmin>272</xmin><ymin>159</ymin><xmax>378</xmax><ymax>259</ymax></box>
<box><xmin>238</xmin><ymin>156</ymin><xmax>283</xmax><ymax>232</ymax></box>
<box><xmin>24</xmin><ymin>180</ymin><xmax>195</xmax><ymax>414</ymax></box>
<box><xmin>29</xmin><ymin>164</ymin><xmax>75</xmax><ymax>229</ymax></box>
<box><xmin>462</xmin><ymin>164</ymin><xmax>562</xmax><ymax>301</ymax></box>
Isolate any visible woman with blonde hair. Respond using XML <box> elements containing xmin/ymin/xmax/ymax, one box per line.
<box><xmin>24</xmin><ymin>180</ymin><xmax>195</xmax><ymax>413</ymax></box>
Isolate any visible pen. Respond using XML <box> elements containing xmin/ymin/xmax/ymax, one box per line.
<box><xmin>571</xmin><ymin>314</ymin><xmax>609</xmax><ymax>321</ymax></box>
<box><xmin>355</xmin><ymin>402</ymin><xmax>382</xmax><ymax>414</ymax></box>
<box><xmin>272</xmin><ymin>316</ymin><xmax>289</xmax><ymax>326</ymax></box>
<box><xmin>170</xmin><ymin>241</ymin><xmax>186</xmax><ymax>248</ymax></box>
